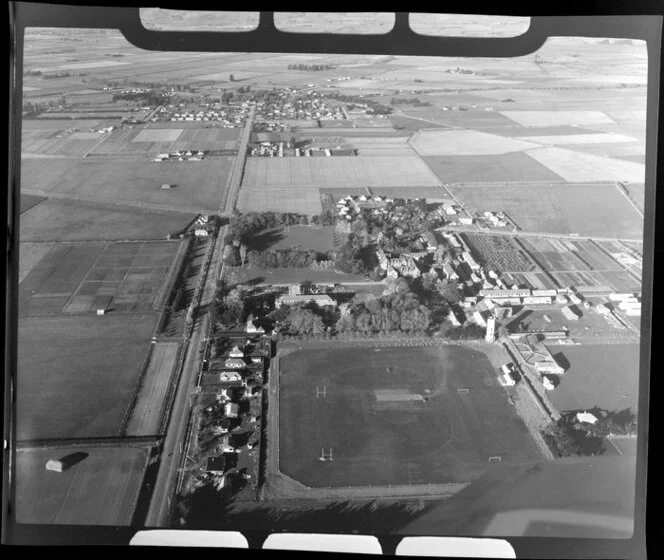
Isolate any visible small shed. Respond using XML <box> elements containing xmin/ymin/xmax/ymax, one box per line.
<box><xmin>160</xmin><ymin>184</ymin><xmax>172</xmax><ymax>190</ymax></box>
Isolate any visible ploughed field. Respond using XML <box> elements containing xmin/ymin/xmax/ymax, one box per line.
<box><xmin>278</xmin><ymin>345</ymin><xmax>542</xmax><ymax>488</ymax></box>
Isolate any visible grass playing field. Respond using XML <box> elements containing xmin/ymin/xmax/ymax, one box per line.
<box><xmin>451</xmin><ymin>183</ymin><xmax>643</xmax><ymax>239</ymax></box>
<box><xmin>278</xmin><ymin>345</ymin><xmax>541</xmax><ymax>488</ymax></box>
<box><xmin>547</xmin><ymin>343</ymin><xmax>640</xmax><ymax>413</ymax></box>
<box><xmin>17</xmin><ymin>313</ymin><xmax>158</xmax><ymax>440</ymax></box>
<box><xmin>16</xmin><ymin>446</ymin><xmax>149</xmax><ymax>525</ymax></box>
<box><xmin>124</xmin><ymin>341</ymin><xmax>180</xmax><ymax>437</ymax></box>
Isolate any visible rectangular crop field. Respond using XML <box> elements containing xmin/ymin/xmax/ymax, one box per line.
<box><xmin>17</xmin><ymin>313</ymin><xmax>158</xmax><ymax>440</ymax></box>
<box><xmin>547</xmin><ymin>343</ymin><xmax>640</xmax><ymax>413</ymax></box>
<box><xmin>411</xmin><ymin>129</ymin><xmax>541</xmax><ymax>157</ymax></box>
<box><xmin>499</xmin><ymin>111</ymin><xmax>615</xmax><ymax>127</ymax></box>
<box><xmin>237</xmin><ymin>186</ymin><xmax>323</xmax><ymax>215</ymax></box>
<box><xmin>451</xmin><ymin>184</ymin><xmax>643</xmax><ymax>239</ymax></box>
<box><xmin>242</xmin><ymin>157</ymin><xmax>439</xmax><ymax>188</ymax></box>
<box><xmin>19</xmin><ymin>243</ymin><xmax>104</xmax><ymax>315</ymax></box>
<box><xmin>32</xmin><ymin>158</ymin><xmax>233</xmax><ymax>213</ymax></box>
<box><xmin>20</xmin><ymin>198</ymin><xmax>195</xmax><ymax>242</ymax></box>
<box><xmin>125</xmin><ymin>342</ymin><xmax>180</xmax><ymax>437</ymax></box>
<box><xmin>461</xmin><ymin>234</ymin><xmax>539</xmax><ymax>273</ymax></box>
<box><xmin>278</xmin><ymin>345</ymin><xmax>542</xmax><ymax>487</ymax></box>
<box><xmin>527</xmin><ymin>147</ymin><xmax>645</xmax><ymax>183</ymax></box>
<box><xmin>18</xmin><ymin>243</ymin><xmax>52</xmax><ymax>285</ymax></box>
<box><xmin>16</xmin><ymin>446</ymin><xmax>148</xmax><ymax>525</ymax></box>
<box><xmin>423</xmin><ymin>153</ymin><xmax>563</xmax><ymax>183</ymax></box>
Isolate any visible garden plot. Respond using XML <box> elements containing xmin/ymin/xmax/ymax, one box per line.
<box><xmin>410</xmin><ymin>129</ymin><xmax>541</xmax><ymax>156</ymax></box>
<box><xmin>527</xmin><ymin>147</ymin><xmax>646</xmax><ymax>183</ymax></box>
<box><xmin>499</xmin><ymin>110</ymin><xmax>615</xmax><ymax>127</ymax></box>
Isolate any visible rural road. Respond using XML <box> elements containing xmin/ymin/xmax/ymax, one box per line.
<box><xmin>145</xmin><ymin>106</ymin><xmax>254</xmax><ymax>526</ymax></box>
<box><xmin>436</xmin><ymin>224</ymin><xmax>643</xmax><ymax>244</ymax></box>
<box><xmin>222</xmin><ymin>104</ymin><xmax>254</xmax><ymax>216</ymax></box>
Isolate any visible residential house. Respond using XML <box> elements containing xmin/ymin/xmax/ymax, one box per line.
<box><xmin>225</xmin><ymin>358</ymin><xmax>246</xmax><ymax>369</ymax></box>
<box><xmin>224</xmin><ymin>402</ymin><xmax>240</xmax><ymax>418</ymax></box>
<box><xmin>276</xmin><ymin>294</ymin><xmax>336</xmax><ymax>308</ymax></box>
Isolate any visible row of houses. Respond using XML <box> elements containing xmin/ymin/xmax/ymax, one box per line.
<box><xmin>153</xmin><ymin>149</ymin><xmax>206</xmax><ymax>162</ymax></box>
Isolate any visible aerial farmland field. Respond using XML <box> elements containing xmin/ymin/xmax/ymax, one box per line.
<box><xmin>17</xmin><ymin>313</ymin><xmax>158</xmax><ymax>440</ymax></box>
<box><xmin>526</xmin><ymin>147</ymin><xmax>646</xmax><ymax>183</ymax></box>
<box><xmin>29</xmin><ymin>158</ymin><xmax>233</xmax><ymax>213</ymax></box>
<box><xmin>278</xmin><ymin>345</ymin><xmax>542</xmax><ymax>487</ymax></box>
<box><xmin>20</xmin><ymin>198</ymin><xmax>195</xmax><ymax>242</ymax></box>
<box><xmin>424</xmin><ymin>153</ymin><xmax>563</xmax><ymax>183</ymax></box>
<box><xmin>410</xmin><ymin>129</ymin><xmax>541</xmax><ymax>156</ymax></box>
<box><xmin>19</xmin><ymin>242</ymin><xmax>104</xmax><ymax>315</ymax></box>
<box><xmin>452</xmin><ymin>183</ymin><xmax>644</xmax><ymax>239</ymax></box>
<box><xmin>16</xmin><ymin>446</ymin><xmax>149</xmax><ymax>525</ymax></box>
<box><xmin>237</xmin><ymin>186</ymin><xmax>323</xmax><ymax>215</ymax></box>
<box><xmin>241</xmin><ymin>157</ymin><xmax>439</xmax><ymax>188</ymax></box>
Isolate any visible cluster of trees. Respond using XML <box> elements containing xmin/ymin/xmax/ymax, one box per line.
<box><xmin>586</xmin><ymin>408</ymin><xmax>638</xmax><ymax>437</ymax></box>
<box><xmin>105</xmin><ymin>79</ymin><xmax>197</xmax><ymax>92</ymax></box>
<box><xmin>542</xmin><ymin>417</ymin><xmax>608</xmax><ymax>458</ymax></box>
<box><xmin>112</xmin><ymin>91</ymin><xmax>166</xmax><ymax>106</ymax></box>
<box><xmin>390</xmin><ymin>97</ymin><xmax>431</xmax><ymax>106</ymax></box>
<box><xmin>237</xmin><ymin>85</ymin><xmax>251</xmax><ymax>94</ymax></box>
<box><xmin>326</xmin><ymin>92</ymin><xmax>393</xmax><ymax>115</ymax></box>
<box><xmin>246</xmin><ymin>248</ymin><xmax>330</xmax><ymax>269</ymax></box>
<box><xmin>310</xmin><ymin>208</ymin><xmax>338</xmax><ymax>227</ymax></box>
<box><xmin>220</xmin><ymin>91</ymin><xmax>235</xmax><ymax>104</ymax></box>
<box><xmin>227</xmin><ymin>211</ymin><xmax>309</xmax><ymax>244</ymax></box>
<box><xmin>333</xmin><ymin>235</ymin><xmax>370</xmax><ymax>275</ymax></box>
<box><xmin>350</xmin><ymin>199</ymin><xmax>444</xmax><ymax>253</ymax></box>
<box><xmin>438</xmin><ymin>324</ymin><xmax>486</xmax><ymax>340</ymax></box>
<box><xmin>42</xmin><ymin>71</ymin><xmax>73</xmax><ymax>80</ymax></box>
<box><xmin>287</xmin><ymin>64</ymin><xmax>337</xmax><ymax>71</ymax></box>
<box><xmin>215</xmin><ymin>283</ymin><xmax>250</xmax><ymax>328</ymax></box>
<box><xmin>336</xmin><ymin>279</ymin><xmax>431</xmax><ymax>334</ymax></box>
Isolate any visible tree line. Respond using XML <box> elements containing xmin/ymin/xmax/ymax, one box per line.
<box><xmin>390</xmin><ymin>97</ymin><xmax>431</xmax><ymax>106</ymax></box>
<box><xmin>246</xmin><ymin>248</ymin><xmax>330</xmax><ymax>269</ymax></box>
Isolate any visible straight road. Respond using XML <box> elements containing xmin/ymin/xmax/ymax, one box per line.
<box><xmin>436</xmin><ymin>225</ymin><xmax>643</xmax><ymax>244</ymax></box>
<box><xmin>145</xmin><ymin>106</ymin><xmax>254</xmax><ymax>526</ymax></box>
<box><xmin>222</xmin><ymin>104</ymin><xmax>254</xmax><ymax>216</ymax></box>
